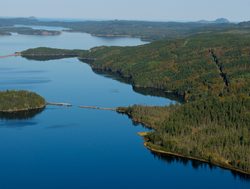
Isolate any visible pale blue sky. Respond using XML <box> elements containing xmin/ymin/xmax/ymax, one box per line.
<box><xmin>1</xmin><ymin>0</ymin><xmax>250</xmax><ymax>22</ymax></box>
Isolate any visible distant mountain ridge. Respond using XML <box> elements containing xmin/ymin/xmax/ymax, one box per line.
<box><xmin>197</xmin><ymin>18</ymin><xmax>230</xmax><ymax>24</ymax></box>
<box><xmin>239</xmin><ymin>21</ymin><xmax>250</xmax><ymax>27</ymax></box>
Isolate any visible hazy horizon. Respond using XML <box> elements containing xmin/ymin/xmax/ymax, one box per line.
<box><xmin>1</xmin><ymin>0</ymin><xmax>250</xmax><ymax>22</ymax></box>
<box><xmin>0</xmin><ymin>16</ymin><xmax>244</xmax><ymax>23</ymax></box>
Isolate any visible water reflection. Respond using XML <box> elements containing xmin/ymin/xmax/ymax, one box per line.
<box><xmin>150</xmin><ymin>149</ymin><xmax>250</xmax><ymax>181</ymax></box>
<box><xmin>0</xmin><ymin>120</ymin><xmax>38</xmax><ymax>128</ymax></box>
<box><xmin>0</xmin><ymin>108</ymin><xmax>44</xmax><ymax>120</ymax></box>
<box><xmin>91</xmin><ymin>68</ymin><xmax>183</xmax><ymax>103</ymax></box>
<box><xmin>0</xmin><ymin>28</ymin><xmax>248</xmax><ymax>188</ymax></box>
<box><xmin>133</xmin><ymin>86</ymin><xmax>184</xmax><ymax>103</ymax></box>
<box><xmin>127</xmin><ymin>114</ymin><xmax>250</xmax><ymax>181</ymax></box>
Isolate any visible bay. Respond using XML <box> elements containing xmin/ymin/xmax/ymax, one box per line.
<box><xmin>0</xmin><ymin>26</ymin><xmax>249</xmax><ymax>189</ymax></box>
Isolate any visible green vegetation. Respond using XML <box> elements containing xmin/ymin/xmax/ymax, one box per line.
<box><xmin>83</xmin><ymin>32</ymin><xmax>250</xmax><ymax>101</ymax></box>
<box><xmin>21</xmin><ymin>29</ymin><xmax>250</xmax><ymax>174</ymax></box>
<box><xmin>118</xmin><ymin>95</ymin><xmax>250</xmax><ymax>174</ymax></box>
<box><xmin>21</xmin><ymin>47</ymin><xmax>83</xmax><ymax>60</ymax></box>
<box><xmin>0</xmin><ymin>90</ymin><xmax>46</xmax><ymax>112</ymax></box>
<box><xmin>0</xmin><ymin>27</ymin><xmax>61</xmax><ymax>36</ymax></box>
<box><xmin>22</xmin><ymin>32</ymin><xmax>250</xmax><ymax>101</ymax></box>
<box><xmin>55</xmin><ymin>20</ymin><xmax>235</xmax><ymax>41</ymax></box>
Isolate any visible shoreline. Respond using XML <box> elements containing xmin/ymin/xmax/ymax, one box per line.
<box><xmin>20</xmin><ymin>51</ymin><xmax>185</xmax><ymax>102</ymax></box>
<box><xmin>138</xmin><ymin>132</ymin><xmax>250</xmax><ymax>176</ymax></box>
<box><xmin>18</xmin><ymin>48</ymin><xmax>250</xmax><ymax>176</ymax></box>
<box><xmin>89</xmin><ymin>66</ymin><xmax>185</xmax><ymax>102</ymax></box>
<box><xmin>0</xmin><ymin>104</ymin><xmax>46</xmax><ymax>113</ymax></box>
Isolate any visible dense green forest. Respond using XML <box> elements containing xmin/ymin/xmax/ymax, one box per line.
<box><xmin>22</xmin><ymin>32</ymin><xmax>250</xmax><ymax>101</ymax></box>
<box><xmin>20</xmin><ymin>28</ymin><xmax>250</xmax><ymax>174</ymax></box>
<box><xmin>21</xmin><ymin>47</ymin><xmax>83</xmax><ymax>60</ymax></box>
<box><xmin>86</xmin><ymin>33</ymin><xmax>250</xmax><ymax>101</ymax></box>
<box><xmin>0</xmin><ymin>90</ymin><xmax>46</xmax><ymax>112</ymax></box>
<box><xmin>118</xmin><ymin>95</ymin><xmax>250</xmax><ymax>173</ymax></box>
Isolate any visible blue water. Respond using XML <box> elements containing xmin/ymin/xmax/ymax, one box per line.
<box><xmin>0</xmin><ymin>26</ymin><xmax>146</xmax><ymax>55</ymax></box>
<box><xmin>0</xmin><ymin>27</ymin><xmax>249</xmax><ymax>189</ymax></box>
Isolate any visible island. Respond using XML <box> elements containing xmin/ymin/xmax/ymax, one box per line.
<box><xmin>0</xmin><ymin>26</ymin><xmax>61</xmax><ymax>36</ymax></box>
<box><xmin>0</xmin><ymin>90</ymin><xmax>46</xmax><ymax>113</ymax></box>
<box><xmin>20</xmin><ymin>27</ymin><xmax>250</xmax><ymax>174</ymax></box>
<box><xmin>21</xmin><ymin>47</ymin><xmax>83</xmax><ymax>61</ymax></box>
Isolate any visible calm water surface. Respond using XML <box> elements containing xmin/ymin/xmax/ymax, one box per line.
<box><xmin>0</xmin><ymin>26</ymin><xmax>249</xmax><ymax>189</ymax></box>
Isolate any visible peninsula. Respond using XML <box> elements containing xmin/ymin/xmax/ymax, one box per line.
<box><xmin>0</xmin><ymin>26</ymin><xmax>61</xmax><ymax>36</ymax></box>
<box><xmin>20</xmin><ymin>27</ymin><xmax>250</xmax><ymax>174</ymax></box>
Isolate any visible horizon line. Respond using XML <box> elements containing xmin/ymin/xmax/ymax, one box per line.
<box><xmin>0</xmin><ymin>16</ymin><xmax>248</xmax><ymax>23</ymax></box>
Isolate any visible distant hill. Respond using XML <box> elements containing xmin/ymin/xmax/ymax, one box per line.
<box><xmin>239</xmin><ymin>21</ymin><xmax>250</xmax><ymax>27</ymax></box>
<box><xmin>197</xmin><ymin>18</ymin><xmax>230</xmax><ymax>24</ymax></box>
<box><xmin>0</xmin><ymin>17</ymin><xmax>235</xmax><ymax>41</ymax></box>
<box><xmin>214</xmin><ymin>18</ymin><xmax>230</xmax><ymax>23</ymax></box>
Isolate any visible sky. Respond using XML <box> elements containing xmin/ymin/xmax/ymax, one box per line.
<box><xmin>1</xmin><ymin>0</ymin><xmax>250</xmax><ymax>22</ymax></box>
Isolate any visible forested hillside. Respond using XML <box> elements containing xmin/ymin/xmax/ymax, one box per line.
<box><xmin>119</xmin><ymin>95</ymin><xmax>250</xmax><ymax>173</ymax></box>
<box><xmin>83</xmin><ymin>32</ymin><xmax>250</xmax><ymax>101</ymax></box>
<box><xmin>21</xmin><ymin>31</ymin><xmax>250</xmax><ymax>174</ymax></box>
<box><xmin>21</xmin><ymin>32</ymin><xmax>250</xmax><ymax>101</ymax></box>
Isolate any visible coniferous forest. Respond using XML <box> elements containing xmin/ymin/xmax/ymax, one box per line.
<box><xmin>20</xmin><ymin>23</ymin><xmax>250</xmax><ymax>174</ymax></box>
